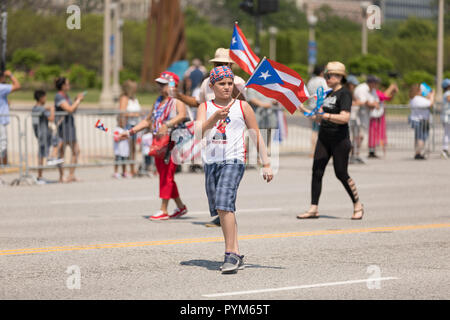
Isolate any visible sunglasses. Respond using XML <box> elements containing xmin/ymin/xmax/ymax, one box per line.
<box><xmin>214</xmin><ymin>62</ymin><xmax>232</xmax><ymax>67</ymax></box>
<box><xmin>325</xmin><ymin>73</ymin><xmax>341</xmax><ymax>80</ymax></box>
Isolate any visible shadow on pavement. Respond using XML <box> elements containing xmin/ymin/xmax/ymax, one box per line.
<box><xmin>180</xmin><ymin>259</ymin><xmax>285</xmax><ymax>271</ymax></box>
<box><xmin>318</xmin><ymin>215</ymin><xmax>343</xmax><ymax>219</ymax></box>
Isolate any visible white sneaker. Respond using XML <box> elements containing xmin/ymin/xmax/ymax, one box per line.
<box><xmin>112</xmin><ymin>173</ymin><xmax>122</xmax><ymax>179</ymax></box>
<box><xmin>36</xmin><ymin>178</ymin><xmax>48</xmax><ymax>185</ymax></box>
<box><xmin>47</xmin><ymin>158</ymin><xmax>64</xmax><ymax>166</ymax></box>
<box><xmin>149</xmin><ymin>210</ymin><xmax>169</xmax><ymax>221</ymax></box>
<box><xmin>441</xmin><ymin>150</ymin><xmax>449</xmax><ymax>159</ymax></box>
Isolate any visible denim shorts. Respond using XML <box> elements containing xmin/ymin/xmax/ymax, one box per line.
<box><xmin>411</xmin><ymin>120</ymin><xmax>429</xmax><ymax>141</ymax></box>
<box><xmin>0</xmin><ymin>124</ymin><xmax>7</xmax><ymax>155</ymax></box>
<box><xmin>38</xmin><ymin>135</ymin><xmax>52</xmax><ymax>159</ymax></box>
<box><xmin>115</xmin><ymin>155</ymin><xmax>129</xmax><ymax>163</ymax></box>
<box><xmin>204</xmin><ymin>159</ymin><xmax>245</xmax><ymax>217</ymax></box>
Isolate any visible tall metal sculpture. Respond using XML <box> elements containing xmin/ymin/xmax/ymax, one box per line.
<box><xmin>141</xmin><ymin>0</ymin><xmax>187</xmax><ymax>87</ymax></box>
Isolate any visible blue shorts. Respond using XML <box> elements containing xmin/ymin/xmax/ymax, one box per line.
<box><xmin>411</xmin><ymin>120</ymin><xmax>429</xmax><ymax>141</ymax></box>
<box><xmin>204</xmin><ymin>159</ymin><xmax>245</xmax><ymax>217</ymax></box>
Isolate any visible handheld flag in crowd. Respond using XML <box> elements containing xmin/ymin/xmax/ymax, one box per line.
<box><xmin>245</xmin><ymin>57</ymin><xmax>310</xmax><ymax>114</ymax></box>
<box><xmin>95</xmin><ymin>119</ymin><xmax>108</xmax><ymax>132</ymax></box>
<box><xmin>303</xmin><ymin>87</ymin><xmax>332</xmax><ymax>117</ymax></box>
<box><xmin>420</xmin><ymin>82</ymin><xmax>432</xmax><ymax>97</ymax></box>
<box><xmin>229</xmin><ymin>22</ymin><xmax>260</xmax><ymax>75</ymax></box>
<box><xmin>170</xmin><ymin>120</ymin><xmax>203</xmax><ymax>164</ymax></box>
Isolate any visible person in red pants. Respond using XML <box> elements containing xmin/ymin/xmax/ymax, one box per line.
<box><xmin>120</xmin><ymin>71</ymin><xmax>188</xmax><ymax>220</ymax></box>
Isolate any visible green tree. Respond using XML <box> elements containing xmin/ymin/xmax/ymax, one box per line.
<box><xmin>348</xmin><ymin>54</ymin><xmax>394</xmax><ymax>76</ymax></box>
<box><xmin>397</xmin><ymin>16</ymin><xmax>435</xmax><ymax>39</ymax></box>
<box><xmin>403</xmin><ymin>70</ymin><xmax>434</xmax><ymax>86</ymax></box>
<box><xmin>34</xmin><ymin>65</ymin><xmax>62</xmax><ymax>82</ymax></box>
<box><xmin>68</xmin><ymin>64</ymin><xmax>97</xmax><ymax>89</ymax></box>
<box><xmin>11</xmin><ymin>48</ymin><xmax>43</xmax><ymax>72</ymax></box>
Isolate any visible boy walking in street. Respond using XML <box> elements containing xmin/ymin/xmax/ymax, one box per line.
<box><xmin>196</xmin><ymin>66</ymin><xmax>273</xmax><ymax>274</ymax></box>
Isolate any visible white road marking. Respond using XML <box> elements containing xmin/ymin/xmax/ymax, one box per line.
<box><xmin>202</xmin><ymin>277</ymin><xmax>399</xmax><ymax>298</ymax></box>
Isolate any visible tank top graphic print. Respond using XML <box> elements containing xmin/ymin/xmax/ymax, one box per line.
<box><xmin>203</xmin><ymin>99</ymin><xmax>247</xmax><ymax>164</ymax></box>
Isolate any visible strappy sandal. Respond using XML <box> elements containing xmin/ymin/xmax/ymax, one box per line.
<box><xmin>297</xmin><ymin>211</ymin><xmax>319</xmax><ymax>219</ymax></box>
<box><xmin>351</xmin><ymin>204</ymin><xmax>364</xmax><ymax>220</ymax></box>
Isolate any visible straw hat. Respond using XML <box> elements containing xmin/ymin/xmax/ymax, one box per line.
<box><xmin>324</xmin><ymin>61</ymin><xmax>347</xmax><ymax>77</ymax></box>
<box><xmin>209</xmin><ymin>48</ymin><xmax>234</xmax><ymax>64</ymax></box>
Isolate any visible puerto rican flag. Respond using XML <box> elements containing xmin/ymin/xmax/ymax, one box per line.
<box><xmin>246</xmin><ymin>57</ymin><xmax>310</xmax><ymax>114</ymax></box>
<box><xmin>229</xmin><ymin>23</ymin><xmax>260</xmax><ymax>75</ymax></box>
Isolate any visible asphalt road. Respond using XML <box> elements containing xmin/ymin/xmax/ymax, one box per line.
<box><xmin>1</xmin><ymin>151</ymin><xmax>449</xmax><ymax>300</ymax></box>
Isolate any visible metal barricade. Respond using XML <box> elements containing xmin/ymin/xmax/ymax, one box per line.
<box><xmin>23</xmin><ymin>110</ymin><xmax>143</xmax><ymax>183</ymax></box>
<box><xmin>0</xmin><ymin>113</ymin><xmax>25</xmax><ymax>185</ymax></box>
<box><xmin>278</xmin><ymin>104</ymin><xmax>443</xmax><ymax>154</ymax></box>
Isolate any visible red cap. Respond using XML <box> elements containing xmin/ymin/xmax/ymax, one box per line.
<box><xmin>155</xmin><ymin>71</ymin><xmax>179</xmax><ymax>86</ymax></box>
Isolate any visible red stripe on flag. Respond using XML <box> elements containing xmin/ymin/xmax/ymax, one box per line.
<box><xmin>248</xmin><ymin>84</ymin><xmax>298</xmax><ymax>114</ymax></box>
<box><xmin>229</xmin><ymin>50</ymin><xmax>252</xmax><ymax>75</ymax></box>
<box><xmin>236</xmin><ymin>24</ymin><xmax>260</xmax><ymax>66</ymax></box>
<box><xmin>269</xmin><ymin>59</ymin><xmax>303</xmax><ymax>79</ymax></box>
<box><xmin>280</xmin><ymin>81</ymin><xmax>309</xmax><ymax>103</ymax></box>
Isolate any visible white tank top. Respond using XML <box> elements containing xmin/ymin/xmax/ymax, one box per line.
<box><xmin>126</xmin><ymin>97</ymin><xmax>142</xmax><ymax>126</ymax></box>
<box><xmin>126</xmin><ymin>97</ymin><xmax>141</xmax><ymax>113</ymax></box>
<box><xmin>203</xmin><ymin>99</ymin><xmax>247</xmax><ymax>164</ymax></box>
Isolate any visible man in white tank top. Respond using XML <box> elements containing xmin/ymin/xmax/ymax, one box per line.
<box><xmin>196</xmin><ymin>66</ymin><xmax>273</xmax><ymax>274</ymax></box>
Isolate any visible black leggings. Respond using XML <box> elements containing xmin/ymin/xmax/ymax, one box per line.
<box><xmin>311</xmin><ymin>136</ymin><xmax>359</xmax><ymax>205</ymax></box>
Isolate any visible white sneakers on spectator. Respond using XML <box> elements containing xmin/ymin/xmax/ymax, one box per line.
<box><xmin>47</xmin><ymin>158</ymin><xmax>64</xmax><ymax>166</ymax></box>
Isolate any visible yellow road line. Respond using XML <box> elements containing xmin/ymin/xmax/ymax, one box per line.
<box><xmin>1</xmin><ymin>223</ymin><xmax>449</xmax><ymax>256</ymax></box>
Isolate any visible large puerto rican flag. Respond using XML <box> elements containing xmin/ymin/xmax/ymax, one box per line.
<box><xmin>246</xmin><ymin>57</ymin><xmax>310</xmax><ymax>114</ymax></box>
<box><xmin>229</xmin><ymin>22</ymin><xmax>260</xmax><ymax>75</ymax></box>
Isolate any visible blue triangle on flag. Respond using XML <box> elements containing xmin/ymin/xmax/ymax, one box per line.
<box><xmin>247</xmin><ymin>59</ymin><xmax>284</xmax><ymax>86</ymax></box>
<box><xmin>230</xmin><ymin>25</ymin><xmax>245</xmax><ymax>51</ymax></box>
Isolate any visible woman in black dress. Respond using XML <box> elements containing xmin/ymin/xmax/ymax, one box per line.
<box><xmin>298</xmin><ymin>62</ymin><xmax>364</xmax><ymax>220</ymax></box>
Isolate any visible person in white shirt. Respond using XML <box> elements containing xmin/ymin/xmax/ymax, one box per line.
<box><xmin>175</xmin><ymin>48</ymin><xmax>247</xmax><ymax>227</ymax></box>
<box><xmin>441</xmin><ymin>79</ymin><xmax>450</xmax><ymax>159</ymax></box>
<box><xmin>196</xmin><ymin>65</ymin><xmax>273</xmax><ymax>274</ymax></box>
<box><xmin>119</xmin><ymin>80</ymin><xmax>142</xmax><ymax>176</ymax></box>
<box><xmin>441</xmin><ymin>78</ymin><xmax>450</xmax><ymax>159</ymax></box>
<box><xmin>409</xmin><ymin>83</ymin><xmax>434</xmax><ymax>160</ymax></box>
<box><xmin>113</xmin><ymin>120</ymin><xmax>130</xmax><ymax>179</ymax></box>
<box><xmin>353</xmin><ymin>75</ymin><xmax>381</xmax><ymax>159</ymax></box>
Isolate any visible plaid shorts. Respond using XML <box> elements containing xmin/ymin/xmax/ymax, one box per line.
<box><xmin>204</xmin><ymin>159</ymin><xmax>245</xmax><ymax>217</ymax></box>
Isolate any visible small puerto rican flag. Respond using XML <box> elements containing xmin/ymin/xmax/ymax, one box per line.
<box><xmin>95</xmin><ymin>119</ymin><xmax>108</xmax><ymax>132</ymax></box>
<box><xmin>229</xmin><ymin>22</ymin><xmax>260</xmax><ymax>75</ymax></box>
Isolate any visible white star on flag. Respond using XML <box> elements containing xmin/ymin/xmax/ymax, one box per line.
<box><xmin>259</xmin><ymin>70</ymin><xmax>271</xmax><ymax>80</ymax></box>
<box><xmin>232</xmin><ymin>37</ymin><xmax>237</xmax><ymax>44</ymax></box>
